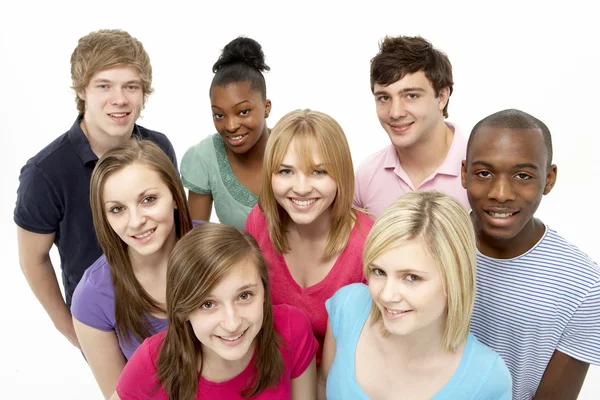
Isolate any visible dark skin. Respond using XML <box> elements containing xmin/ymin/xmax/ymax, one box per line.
<box><xmin>462</xmin><ymin>126</ymin><xmax>588</xmax><ymax>399</ymax></box>
<box><xmin>188</xmin><ymin>81</ymin><xmax>271</xmax><ymax>221</ymax></box>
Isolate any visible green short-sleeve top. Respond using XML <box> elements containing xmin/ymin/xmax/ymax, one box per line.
<box><xmin>180</xmin><ymin>134</ymin><xmax>258</xmax><ymax>230</ymax></box>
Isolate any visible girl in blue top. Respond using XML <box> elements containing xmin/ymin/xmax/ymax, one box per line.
<box><xmin>319</xmin><ymin>191</ymin><xmax>512</xmax><ymax>400</ymax></box>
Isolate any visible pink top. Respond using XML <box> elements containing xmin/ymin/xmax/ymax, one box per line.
<box><xmin>245</xmin><ymin>206</ymin><xmax>372</xmax><ymax>365</ymax></box>
<box><xmin>354</xmin><ymin>122</ymin><xmax>469</xmax><ymax>218</ymax></box>
<box><xmin>116</xmin><ymin>304</ymin><xmax>318</xmax><ymax>399</ymax></box>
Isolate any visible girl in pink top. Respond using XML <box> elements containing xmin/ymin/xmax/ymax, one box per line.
<box><xmin>245</xmin><ymin>109</ymin><xmax>372</xmax><ymax>365</ymax></box>
<box><xmin>112</xmin><ymin>223</ymin><xmax>318</xmax><ymax>400</ymax></box>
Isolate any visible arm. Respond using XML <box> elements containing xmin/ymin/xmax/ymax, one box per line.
<box><xmin>533</xmin><ymin>350</ymin><xmax>589</xmax><ymax>400</ymax></box>
<box><xmin>73</xmin><ymin>318</ymin><xmax>127</xmax><ymax>399</ymax></box>
<box><xmin>188</xmin><ymin>191</ymin><xmax>213</xmax><ymax>222</ymax></box>
<box><xmin>318</xmin><ymin>320</ymin><xmax>336</xmax><ymax>400</ymax></box>
<box><xmin>108</xmin><ymin>393</ymin><xmax>120</xmax><ymax>400</ymax></box>
<box><xmin>292</xmin><ymin>357</ymin><xmax>317</xmax><ymax>400</ymax></box>
<box><xmin>17</xmin><ymin>226</ymin><xmax>80</xmax><ymax>348</ymax></box>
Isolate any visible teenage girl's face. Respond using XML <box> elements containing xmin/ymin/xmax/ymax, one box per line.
<box><xmin>102</xmin><ymin>162</ymin><xmax>177</xmax><ymax>258</ymax></box>
<box><xmin>188</xmin><ymin>259</ymin><xmax>265</xmax><ymax>363</ymax></box>
<box><xmin>271</xmin><ymin>139</ymin><xmax>338</xmax><ymax>227</ymax></box>
<box><xmin>210</xmin><ymin>81</ymin><xmax>271</xmax><ymax>154</ymax></box>
<box><xmin>367</xmin><ymin>239</ymin><xmax>447</xmax><ymax>339</ymax></box>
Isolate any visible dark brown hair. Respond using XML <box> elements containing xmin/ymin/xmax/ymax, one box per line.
<box><xmin>156</xmin><ymin>223</ymin><xmax>284</xmax><ymax>400</ymax></box>
<box><xmin>90</xmin><ymin>139</ymin><xmax>192</xmax><ymax>344</ymax></box>
<box><xmin>370</xmin><ymin>35</ymin><xmax>454</xmax><ymax>117</ymax></box>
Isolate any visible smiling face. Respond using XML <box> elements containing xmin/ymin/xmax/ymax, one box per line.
<box><xmin>374</xmin><ymin>71</ymin><xmax>449</xmax><ymax>151</ymax></box>
<box><xmin>271</xmin><ymin>139</ymin><xmax>338</xmax><ymax>227</ymax></box>
<box><xmin>368</xmin><ymin>239</ymin><xmax>447</xmax><ymax>338</ymax></box>
<box><xmin>210</xmin><ymin>81</ymin><xmax>271</xmax><ymax>154</ymax></box>
<box><xmin>462</xmin><ymin>126</ymin><xmax>557</xmax><ymax>253</ymax></box>
<box><xmin>187</xmin><ymin>259</ymin><xmax>265</xmax><ymax>363</ymax></box>
<box><xmin>79</xmin><ymin>66</ymin><xmax>144</xmax><ymax>142</ymax></box>
<box><xmin>103</xmin><ymin>162</ymin><xmax>177</xmax><ymax>259</ymax></box>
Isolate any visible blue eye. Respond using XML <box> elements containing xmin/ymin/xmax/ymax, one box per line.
<box><xmin>372</xmin><ymin>268</ymin><xmax>386</xmax><ymax>277</ymax></box>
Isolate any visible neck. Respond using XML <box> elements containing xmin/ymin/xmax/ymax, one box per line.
<box><xmin>129</xmin><ymin>227</ymin><xmax>177</xmax><ymax>274</ymax></box>
<box><xmin>80</xmin><ymin>118</ymin><xmax>131</xmax><ymax>158</ymax></box>
<box><xmin>287</xmin><ymin>208</ymin><xmax>332</xmax><ymax>244</ymax></box>
<box><xmin>199</xmin><ymin>342</ymin><xmax>254</xmax><ymax>381</ymax></box>
<box><xmin>396</xmin><ymin>120</ymin><xmax>453</xmax><ymax>173</ymax></box>
<box><xmin>476</xmin><ymin>217</ymin><xmax>545</xmax><ymax>259</ymax></box>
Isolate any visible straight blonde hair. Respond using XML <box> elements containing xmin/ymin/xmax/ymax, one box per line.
<box><xmin>157</xmin><ymin>223</ymin><xmax>283</xmax><ymax>400</ymax></box>
<box><xmin>259</xmin><ymin>109</ymin><xmax>357</xmax><ymax>260</ymax></box>
<box><xmin>90</xmin><ymin>139</ymin><xmax>192</xmax><ymax>344</ymax></box>
<box><xmin>363</xmin><ymin>191</ymin><xmax>476</xmax><ymax>352</ymax></box>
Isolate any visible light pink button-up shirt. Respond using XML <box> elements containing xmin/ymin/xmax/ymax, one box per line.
<box><xmin>354</xmin><ymin>122</ymin><xmax>469</xmax><ymax>218</ymax></box>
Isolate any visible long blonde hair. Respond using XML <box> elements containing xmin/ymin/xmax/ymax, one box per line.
<box><xmin>157</xmin><ymin>223</ymin><xmax>284</xmax><ymax>400</ymax></box>
<box><xmin>90</xmin><ymin>139</ymin><xmax>193</xmax><ymax>343</ymax></box>
<box><xmin>259</xmin><ymin>109</ymin><xmax>358</xmax><ymax>260</ymax></box>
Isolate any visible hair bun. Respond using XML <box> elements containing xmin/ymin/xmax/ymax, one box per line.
<box><xmin>213</xmin><ymin>37</ymin><xmax>270</xmax><ymax>73</ymax></box>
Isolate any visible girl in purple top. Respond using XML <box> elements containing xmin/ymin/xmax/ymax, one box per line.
<box><xmin>71</xmin><ymin>140</ymin><xmax>194</xmax><ymax>398</ymax></box>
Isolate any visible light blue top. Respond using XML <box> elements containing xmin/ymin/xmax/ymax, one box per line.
<box><xmin>180</xmin><ymin>134</ymin><xmax>257</xmax><ymax>230</ymax></box>
<box><xmin>325</xmin><ymin>284</ymin><xmax>512</xmax><ymax>400</ymax></box>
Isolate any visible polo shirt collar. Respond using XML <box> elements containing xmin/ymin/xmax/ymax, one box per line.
<box><xmin>68</xmin><ymin>115</ymin><xmax>143</xmax><ymax>165</ymax></box>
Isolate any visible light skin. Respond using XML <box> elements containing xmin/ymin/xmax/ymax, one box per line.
<box><xmin>374</xmin><ymin>71</ymin><xmax>453</xmax><ymax>187</ymax></box>
<box><xmin>188</xmin><ymin>82</ymin><xmax>271</xmax><ymax>222</ymax></box>
<box><xmin>271</xmin><ymin>140</ymin><xmax>339</xmax><ymax>288</ymax></box>
<box><xmin>319</xmin><ymin>240</ymin><xmax>464</xmax><ymax>400</ymax></box>
<box><xmin>462</xmin><ymin>126</ymin><xmax>587</xmax><ymax>399</ymax></box>
<box><xmin>74</xmin><ymin>163</ymin><xmax>177</xmax><ymax>399</ymax></box>
<box><xmin>16</xmin><ymin>66</ymin><xmax>146</xmax><ymax>352</ymax></box>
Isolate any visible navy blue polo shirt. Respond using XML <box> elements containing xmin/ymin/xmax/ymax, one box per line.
<box><xmin>14</xmin><ymin>116</ymin><xmax>177</xmax><ymax>307</ymax></box>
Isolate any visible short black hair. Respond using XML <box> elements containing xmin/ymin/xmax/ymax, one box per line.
<box><xmin>211</xmin><ymin>36</ymin><xmax>269</xmax><ymax>100</ymax></box>
<box><xmin>467</xmin><ymin>109</ymin><xmax>553</xmax><ymax>167</ymax></box>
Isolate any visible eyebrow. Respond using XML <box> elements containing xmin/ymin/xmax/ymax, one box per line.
<box><xmin>103</xmin><ymin>188</ymin><xmax>159</xmax><ymax>205</ymax></box>
<box><xmin>211</xmin><ymin>100</ymin><xmax>251</xmax><ymax>110</ymax></box>
<box><xmin>205</xmin><ymin>283</ymin><xmax>259</xmax><ymax>298</ymax></box>
<box><xmin>279</xmin><ymin>163</ymin><xmax>323</xmax><ymax>169</ymax></box>
<box><xmin>373</xmin><ymin>87</ymin><xmax>427</xmax><ymax>96</ymax></box>
<box><xmin>92</xmin><ymin>78</ymin><xmax>141</xmax><ymax>85</ymax></box>
<box><xmin>370</xmin><ymin>262</ymin><xmax>429</xmax><ymax>275</ymax></box>
<box><xmin>471</xmin><ymin>160</ymin><xmax>539</xmax><ymax>170</ymax></box>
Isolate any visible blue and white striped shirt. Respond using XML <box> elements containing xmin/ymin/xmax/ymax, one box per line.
<box><xmin>471</xmin><ymin>225</ymin><xmax>600</xmax><ymax>400</ymax></box>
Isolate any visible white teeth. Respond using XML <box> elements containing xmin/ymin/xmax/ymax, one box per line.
<box><xmin>220</xmin><ymin>332</ymin><xmax>243</xmax><ymax>341</ymax></box>
<box><xmin>110</xmin><ymin>113</ymin><xmax>127</xmax><ymax>117</ymax></box>
<box><xmin>489</xmin><ymin>212</ymin><xmax>514</xmax><ymax>218</ymax></box>
<box><xmin>386</xmin><ymin>307</ymin><xmax>399</xmax><ymax>315</ymax></box>
<box><xmin>230</xmin><ymin>134</ymin><xmax>245</xmax><ymax>141</ymax></box>
<box><xmin>291</xmin><ymin>198</ymin><xmax>316</xmax><ymax>207</ymax></box>
<box><xmin>134</xmin><ymin>228</ymin><xmax>155</xmax><ymax>239</ymax></box>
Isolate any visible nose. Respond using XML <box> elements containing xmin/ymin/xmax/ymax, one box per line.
<box><xmin>488</xmin><ymin>175</ymin><xmax>516</xmax><ymax>202</ymax></box>
<box><xmin>128</xmin><ymin>207</ymin><xmax>146</xmax><ymax>230</ymax></box>
<box><xmin>388</xmin><ymin>98</ymin><xmax>407</xmax><ymax>120</ymax></box>
<box><xmin>226</xmin><ymin>116</ymin><xmax>240</xmax><ymax>133</ymax></box>
<box><xmin>379</xmin><ymin>277</ymin><xmax>402</xmax><ymax>305</ymax></box>
<box><xmin>221</xmin><ymin>304</ymin><xmax>242</xmax><ymax>332</ymax></box>
<box><xmin>111</xmin><ymin>87</ymin><xmax>129</xmax><ymax>106</ymax></box>
<box><xmin>292</xmin><ymin>174</ymin><xmax>312</xmax><ymax>196</ymax></box>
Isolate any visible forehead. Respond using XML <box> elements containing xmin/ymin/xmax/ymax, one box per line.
<box><xmin>210</xmin><ymin>81</ymin><xmax>262</xmax><ymax>106</ymax></box>
<box><xmin>89</xmin><ymin>66</ymin><xmax>141</xmax><ymax>83</ymax></box>
<box><xmin>103</xmin><ymin>163</ymin><xmax>165</xmax><ymax>197</ymax></box>
<box><xmin>373</xmin><ymin>70</ymin><xmax>434</xmax><ymax>93</ymax></box>
<box><xmin>374</xmin><ymin>239</ymin><xmax>439</xmax><ymax>275</ymax></box>
<box><xmin>209</xmin><ymin>259</ymin><xmax>262</xmax><ymax>296</ymax></box>
<box><xmin>468</xmin><ymin>126</ymin><xmax>548</xmax><ymax>168</ymax></box>
<box><xmin>280</xmin><ymin>137</ymin><xmax>323</xmax><ymax>165</ymax></box>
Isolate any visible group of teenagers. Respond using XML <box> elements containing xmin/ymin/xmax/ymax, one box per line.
<box><xmin>14</xmin><ymin>28</ymin><xmax>600</xmax><ymax>400</ymax></box>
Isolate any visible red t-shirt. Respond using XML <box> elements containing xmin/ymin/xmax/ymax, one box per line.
<box><xmin>245</xmin><ymin>206</ymin><xmax>372</xmax><ymax>364</ymax></box>
<box><xmin>116</xmin><ymin>304</ymin><xmax>317</xmax><ymax>399</ymax></box>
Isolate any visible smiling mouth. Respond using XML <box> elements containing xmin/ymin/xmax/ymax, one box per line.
<box><xmin>228</xmin><ymin>133</ymin><xmax>248</xmax><ymax>142</ymax></box>
<box><xmin>217</xmin><ymin>328</ymin><xmax>247</xmax><ymax>342</ymax></box>
<box><xmin>108</xmin><ymin>112</ymin><xmax>130</xmax><ymax>118</ymax></box>
<box><xmin>290</xmin><ymin>198</ymin><xmax>317</xmax><ymax>208</ymax></box>
<box><xmin>132</xmin><ymin>228</ymin><xmax>155</xmax><ymax>239</ymax></box>
<box><xmin>385</xmin><ymin>307</ymin><xmax>412</xmax><ymax>315</ymax></box>
<box><xmin>486</xmin><ymin>211</ymin><xmax>518</xmax><ymax>219</ymax></box>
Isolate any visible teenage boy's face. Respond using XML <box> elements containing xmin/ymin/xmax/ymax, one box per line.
<box><xmin>78</xmin><ymin>66</ymin><xmax>144</xmax><ymax>141</ymax></box>
<box><xmin>373</xmin><ymin>71</ymin><xmax>449</xmax><ymax>151</ymax></box>
<box><xmin>461</xmin><ymin>126</ymin><xmax>557</xmax><ymax>243</ymax></box>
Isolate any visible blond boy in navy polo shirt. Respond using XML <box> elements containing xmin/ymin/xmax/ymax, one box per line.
<box><xmin>14</xmin><ymin>29</ymin><xmax>176</xmax><ymax>349</ymax></box>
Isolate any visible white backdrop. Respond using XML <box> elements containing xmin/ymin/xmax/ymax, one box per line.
<box><xmin>1</xmin><ymin>1</ymin><xmax>598</xmax><ymax>398</ymax></box>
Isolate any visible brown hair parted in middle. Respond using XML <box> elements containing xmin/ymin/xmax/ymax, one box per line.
<box><xmin>90</xmin><ymin>139</ymin><xmax>193</xmax><ymax>344</ymax></box>
<box><xmin>370</xmin><ymin>35</ymin><xmax>454</xmax><ymax>118</ymax></box>
<box><xmin>156</xmin><ymin>223</ymin><xmax>284</xmax><ymax>400</ymax></box>
<box><xmin>259</xmin><ymin>109</ymin><xmax>358</xmax><ymax>260</ymax></box>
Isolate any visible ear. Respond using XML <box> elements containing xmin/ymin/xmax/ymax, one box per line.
<box><xmin>461</xmin><ymin>160</ymin><xmax>468</xmax><ymax>189</ymax></box>
<box><xmin>437</xmin><ymin>87</ymin><xmax>450</xmax><ymax>112</ymax></box>
<box><xmin>77</xmin><ymin>91</ymin><xmax>86</xmax><ymax>101</ymax></box>
<box><xmin>543</xmin><ymin>164</ymin><xmax>558</xmax><ymax>195</ymax></box>
<box><xmin>264</xmin><ymin>99</ymin><xmax>272</xmax><ymax>118</ymax></box>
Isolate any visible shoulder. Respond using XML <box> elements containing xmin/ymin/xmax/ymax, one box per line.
<box><xmin>137</xmin><ymin>125</ymin><xmax>173</xmax><ymax>150</ymax></box>
<box><xmin>273</xmin><ymin>304</ymin><xmax>311</xmax><ymax>334</ymax></box>
<box><xmin>117</xmin><ymin>332</ymin><xmax>165</xmax><ymax>397</ymax></box>
<box><xmin>354</xmin><ymin>211</ymin><xmax>374</xmax><ymax>236</ymax></box>
<box><xmin>542</xmin><ymin>228</ymin><xmax>600</xmax><ymax>271</ymax></box>
<box><xmin>181</xmin><ymin>135</ymin><xmax>218</xmax><ymax>167</ymax></box>
<box><xmin>327</xmin><ymin>283</ymin><xmax>369</xmax><ymax>314</ymax></box>
<box><xmin>355</xmin><ymin>145</ymin><xmax>392</xmax><ymax>179</ymax></box>
<box><xmin>71</xmin><ymin>255</ymin><xmax>115</xmax><ymax>327</ymax></box>
<box><xmin>20</xmin><ymin>131</ymin><xmax>74</xmax><ymax>176</ymax></box>
<box><xmin>467</xmin><ymin>334</ymin><xmax>512</xmax><ymax>397</ymax></box>
<box><xmin>245</xmin><ymin>205</ymin><xmax>267</xmax><ymax>232</ymax></box>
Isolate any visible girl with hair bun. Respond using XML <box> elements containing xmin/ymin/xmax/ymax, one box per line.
<box><xmin>181</xmin><ymin>37</ymin><xmax>272</xmax><ymax>230</ymax></box>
